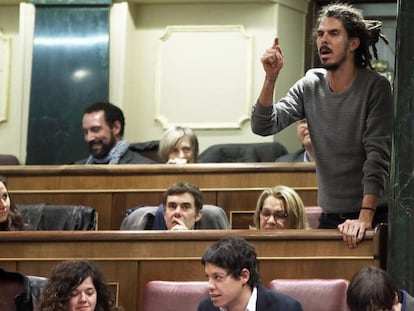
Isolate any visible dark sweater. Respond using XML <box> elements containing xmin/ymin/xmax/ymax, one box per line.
<box><xmin>252</xmin><ymin>68</ymin><xmax>392</xmax><ymax>213</ymax></box>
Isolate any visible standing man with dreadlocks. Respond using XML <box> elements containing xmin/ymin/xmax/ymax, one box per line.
<box><xmin>251</xmin><ymin>3</ymin><xmax>392</xmax><ymax>248</ymax></box>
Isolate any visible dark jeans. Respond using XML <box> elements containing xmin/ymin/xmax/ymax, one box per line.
<box><xmin>318</xmin><ymin>204</ymin><xmax>388</xmax><ymax>229</ymax></box>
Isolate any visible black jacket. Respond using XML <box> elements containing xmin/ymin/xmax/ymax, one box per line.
<box><xmin>197</xmin><ymin>284</ymin><xmax>303</xmax><ymax>311</ymax></box>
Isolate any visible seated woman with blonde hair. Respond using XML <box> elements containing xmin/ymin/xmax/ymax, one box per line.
<box><xmin>158</xmin><ymin>126</ymin><xmax>199</xmax><ymax>164</ymax></box>
<box><xmin>254</xmin><ymin>185</ymin><xmax>309</xmax><ymax>229</ymax></box>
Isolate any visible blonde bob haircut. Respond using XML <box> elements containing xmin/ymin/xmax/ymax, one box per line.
<box><xmin>158</xmin><ymin>126</ymin><xmax>199</xmax><ymax>163</ymax></box>
<box><xmin>254</xmin><ymin>185</ymin><xmax>309</xmax><ymax>229</ymax></box>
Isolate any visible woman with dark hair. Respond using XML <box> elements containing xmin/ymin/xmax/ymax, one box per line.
<box><xmin>0</xmin><ymin>175</ymin><xmax>25</xmax><ymax>231</ymax></box>
<box><xmin>36</xmin><ymin>260</ymin><xmax>123</xmax><ymax>311</ymax></box>
<box><xmin>347</xmin><ymin>266</ymin><xmax>414</xmax><ymax>311</ymax></box>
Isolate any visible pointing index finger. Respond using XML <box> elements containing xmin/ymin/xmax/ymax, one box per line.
<box><xmin>273</xmin><ymin>37</ymin><xmax>279</xmax><ymax>48</ymax></box>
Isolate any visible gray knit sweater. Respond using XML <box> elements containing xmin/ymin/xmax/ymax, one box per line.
<box><xmin>251</xmin><ymin>68</ymin><xmax>392</xmax><ymax>213</ymax></box>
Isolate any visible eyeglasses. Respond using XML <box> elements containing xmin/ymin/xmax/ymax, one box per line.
<box><xmin>260</xmin><ymin>210</ymin><xmax>288</xmax><ymax>220</ymax></box>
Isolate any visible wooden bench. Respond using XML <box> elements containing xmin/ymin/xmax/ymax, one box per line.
<box><xmin>0</xmin><ymin>227</ymin><xmax>385</xmax><ymax>311</ymax></box>
<box><xmin>1</xmin><ymin>163</ymin><xmax>318</xmax><ymax>230</ymax></box>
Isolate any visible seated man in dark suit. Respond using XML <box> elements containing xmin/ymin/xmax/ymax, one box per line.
<box><xmin>160</xmin><ymin>182</ymin><xmax>203</xmax><ymax>230</ymax></box>
<box><xmin>120</xmin><ymin>182</ymin><xmax>230</xmax><ymax>230</ymax></box>
<box><xmin>76</xmin><ymin>101</ymin><xmax>154</xmax><ymax>164</ymax></box>
<box><xmin>276</xmin><ymin>119</ymin><xmax>314</xmax><ymax>162</ymax></box>
<box><xmin>198</xmin><ymin>236</ymin><xmax>303</xmax><ymax>311</ymax></box>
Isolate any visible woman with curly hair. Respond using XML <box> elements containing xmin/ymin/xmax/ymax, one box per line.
<box><xmin>36</xmin><ymin>260</ymin><xmax>123</xmax><ymax>311</ymax></box>
<box><xmin>0</xmin><ymin>175</ymin><xmax>25</xmax><ymax>231</ymax></box>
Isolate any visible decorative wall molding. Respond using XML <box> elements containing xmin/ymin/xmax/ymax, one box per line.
<box><xmin>154</xmin><ymin>25</ymin><xmax>253</xmax><ymax>130</ymax></box>
<box><xmin>0</xmin><ymin>29</ymin><xmax>11</xmax><ymax>124</ymax></box>
<box><xmin>125</xmin><ymin>0</ymin><xmax>308</xmax><ymax>12</ymax></box>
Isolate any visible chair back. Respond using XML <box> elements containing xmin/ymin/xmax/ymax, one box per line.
<box><xmin>0</xmin><ymin>268</ymin><xmax>47</xmax><ymax>311</ymax></box>
<box><xmin>27</xmin><ymin>276</ymin><xmax>48</xmax><ymax>308</ymax></box>
<box><xmin>17</xmin><ymin>204</ymin><xmax>97</xmax><ymax>230</ymax></box>
<box><xmin>121</xmin><ymin>204</ymin><xmax>229</xmax><ymax>230</ymax></box>
<box><xmin>268</xmin><ymin>279</ymin><xmax>350</xmax><ymax>311</ymax></box>
<box><xmin>0</xmin><ymin>154</ymin><xmax>19</xmax><ymax>165</ymax></box>
<box><xmin>142</xmin><ymin>281</ymin><xmax>208</xmax><ymax>311</ymax></box>
<box><xmin>129</xmin><ymin>140</ymin><xmax>161</xmax><ymax>162</ymax></box>
<box><xmin>198</xmin><ymin>142</ymin><xmax>287</xmax><ymax>162</ymax></box>
<box><xmin>120</xmin><ymin>205</ymin><xmax>158</xmax><ymax>230</ymax></box>
<box><xmin>196</xmin><ymin>204</ymin><xmax>230</xmax><ymax>229</ymax></box>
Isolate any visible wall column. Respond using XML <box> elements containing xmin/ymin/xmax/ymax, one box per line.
<box><xmin>388</xmin><ymin>0</ymin><xmax>414</xmax><ymax>294</ymax></box>
<box><xmin>26</xmin><ymin>0</ymin><xmax>111</xmax><ymax>164</ymax></box>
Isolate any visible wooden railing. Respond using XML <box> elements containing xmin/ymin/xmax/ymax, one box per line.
<box><xmin>1</xmin><ymin>163</ymin><xmax>318</xmax><ymax>229</ymax></box>
<box><xmin>0</xmin><ymin>228</ymin><xmax>383</xmax><ymax>311</ymax></box>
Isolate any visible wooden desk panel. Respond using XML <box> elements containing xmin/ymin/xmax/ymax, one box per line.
<box><xmin>2</xmin><ymin>163</ymin><xmax>317</xmax><ymax>188</ymax></box>
<box><xmin>0</xmin><ymin>229</ymin><xmax>381</xmax><ymax>311</ymax></box>
<box><xmin>2</xmin><ymin>163</ymin><xmax>318</xmax><ymax>229</ymax></box>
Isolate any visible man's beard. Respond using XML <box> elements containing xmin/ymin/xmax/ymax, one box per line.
<box><xmin>319</xmin><ymin>47</ymin><xmax>348</xmax><ymax>72</ymax></box>
<box><xmin>88</xmin><ymin>136</ymin><xmax>116</xmax><ymax>159</ymax></box>
<box><xmin>320</xmin><ymin>54</ymin><xmax>344</xmax><ymax>71</ymax></box>
<box><xmin>321</xmin><ymin>62</ymin><xmax>340</xmax><ymax>71</ymax></box>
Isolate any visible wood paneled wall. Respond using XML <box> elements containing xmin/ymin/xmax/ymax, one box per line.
<box><xmin>1</xmin><ymin>163</ymin><xmax>318</xmax><ymax>229</ymax></box>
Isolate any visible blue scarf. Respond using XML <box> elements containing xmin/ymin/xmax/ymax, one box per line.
<box><xmin>85</xmin><ymin>140</ymin><xmax>129</xmax><ymax>164</ymax></box>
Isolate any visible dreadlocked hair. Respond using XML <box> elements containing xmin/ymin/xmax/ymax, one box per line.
<box><xmin>315</xmin><ymin>2</ymin><xmax>390</xmax><ymax>69</ymax></box>
<box><xmin>365</xmin><ymin>19</ymin><xmax>390</xmax><ymax>61</ymax></box>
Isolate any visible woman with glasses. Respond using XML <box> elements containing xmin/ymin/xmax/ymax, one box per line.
<box><xmin>253</xmin><ymin>185</ymin><xmax>309</xmax><ymax>229</ymax></box>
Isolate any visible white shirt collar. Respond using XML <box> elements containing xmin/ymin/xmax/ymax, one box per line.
<box><xmin>219</xmin><ymin>286</ymin><xmax>257</xmax><ymax>311</ymax></box>
<box><xmin>246</xmin><ymin>286</ymin><xmax>257</xmax><ymax>311</ymax></box>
